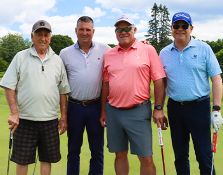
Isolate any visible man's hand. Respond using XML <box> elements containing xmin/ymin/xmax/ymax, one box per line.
<box><xmin>211</xmin><ymin>111</ymin><xmax>223</xmax><ymax>132</ymax></box>
<box><xmin>152</xmin><ymin>110</ymin><xmax>168</xmax><ymax>130</ymax></box>
<box><xmin>100</xmin><ymin>111</ymin><xmax>106</xmax><ymax>128</ymax></box>
<box><xmin>58</xmin><ymin>117</ymin><xmax>67</xmax><ymax>135</ymax></box>
<box><xmin>8</xmin><ymin>113</ymin><xmax>19</xmax><ymax>133</ymax></box>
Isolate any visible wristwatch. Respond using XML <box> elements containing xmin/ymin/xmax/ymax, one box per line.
<box><xmin>154</xmin><ymin>105</ymin><xmax>163</xmax><ymax>110</ymax></box>
<box><xmin>212</xmin><ymin>105</ymin><xmax>221</xmax><ymax>111</ymax></box>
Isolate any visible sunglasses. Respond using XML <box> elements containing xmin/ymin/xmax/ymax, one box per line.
<box><xmin>115</xmin><ymin>26</ymin><xmax>132</xmax><ymax>33</ymax></box>
<box><xmin>172</xmin><ymin>24</ymin><xmax>189</xmax><ymax>30</ymax></box>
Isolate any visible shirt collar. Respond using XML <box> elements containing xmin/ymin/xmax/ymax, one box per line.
<box><xmin>117</xmin><ymin>39</ymin><xmax>137</xmax><ymax>51</ymax></box>
<box><xmin>29</xmin><ymin>45</ymin><xmax>54</xmax><ymax>58</ymax></box>
<box><xmin>74</xmin><ymin>41</ymin><xmax>95</xmax><ymax>49</ymax></box>
<box><xmin>171</xmin><ymin>37</ymin><xmax>196</xmax><ymax>51</ymax></box>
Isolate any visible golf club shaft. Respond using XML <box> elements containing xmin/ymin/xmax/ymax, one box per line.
<box><xmin>158</xmin><ymin>127</ymin><xmax>166</xmax><ymax>175</ymax></box>
<box><xmin>211</xmin><ymin>132</ymin><xmax>218</xmax><ymax>175</ymax></box>
<box><xmin>7</xmin><ymin>130</ymin><xmax>13</xmax><ymax>175</ymax></box>
<box><xmin>161</xmin><ymin>146</ymin><xmax>166</xmax><ymax>175</ymax></box>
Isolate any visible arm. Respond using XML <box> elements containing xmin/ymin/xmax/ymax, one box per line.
<box><xmin>5</xmin><ymin>88</ymin><xmax>19</xmax><ymax>133</ymax></box>
<box><xmin>210</xmin><ymin>75</ymin><xmax>223</xmax><ymax>132</ymax></box>
<box><xmin>58</xmin><ymin>94</ymin><xmax>68</xmax><ymax>135</ymax></box>
<box><xmin>100</xmin><ymin>81</ymin><xmax>109</xmax><ymax>127</ymax></box>
<box><xmin>152</xmin><ymin>78</ymin><xmax>168</xmax><ymax>129</ymax></box>
<box><xmin>211</xmin><ymin>75</ymin><xmax>222</xmax><ymax>107</ymax></box>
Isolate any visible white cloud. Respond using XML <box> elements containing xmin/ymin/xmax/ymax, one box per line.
<box><xmin>82</xmin><ymin>6</ymin><xmax>106</xmax><ymax>18</ymax></box>
<box><xmin>193</xmin><ymin>18</ymin><xmax>223</xmax><ymax>41</ymax></box>
<box><xmin>96</xmin><ymin>0</ymin><xmax>148</xmax><ymax>9</ymax></box>
<box><xmin>0</xmin><ymin>27</ymin><xmax>20</xmax><ymax>37</ymax></box>
<box><xmin>0</xmin><ymin>0</ymin><xmax>222</xmax><ymax>45</ymax></box>
<box><xmin>94</xmin><ymin>26</ymin><xmax>117</xmax><ymax>44</ymax></box>
<box><xmin>0</xmin><ymin>0</ymin><xmax>56</xmax><ymax>24</ymax></box>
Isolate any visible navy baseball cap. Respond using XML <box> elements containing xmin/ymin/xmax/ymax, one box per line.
<box><xmin>172</xmin><ymin>12</ymin><xmax>192</xmax><ymax>25</ymax></box>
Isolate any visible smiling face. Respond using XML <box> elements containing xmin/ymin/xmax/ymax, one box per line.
<box><xmin>31</xmin><ymin>29</ymin><xmax>51</xmax><ymax>54</ymax></box>
<box><xmin>115</xmin><ymin>21</ymin><xmax>136</xmax><ymax>49</ymax></box>
<box><xmin>171</xmin><ymin>20</ymin><xmax>193</xmax><ymax>43</ymax></box>
<box><xmin>75</xmin><ymin>21</ymin><xmax>95</xmax><ymax>46</ymax></box>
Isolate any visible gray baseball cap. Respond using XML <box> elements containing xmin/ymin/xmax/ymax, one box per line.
<box><xmin>32</xmin><ymin>20</ymin><xmax>52</xmax><ymax>33</ymax></box>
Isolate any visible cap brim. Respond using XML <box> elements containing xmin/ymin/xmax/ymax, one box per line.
<box><xmin>172</xmin><ymin>19</ymin><xmax>190</xmax><ymax>25</ymax></box>
<box><xmin>33</xmin><ymin>27</ymin><xmax>51</xmax><ymax>33</ymax></box>
<box><xmin>114</xmin><ymin>20</ymin><xmax>132</xmax><ymax>27</ymax></box>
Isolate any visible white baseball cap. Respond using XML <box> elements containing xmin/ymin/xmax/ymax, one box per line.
<box><xmin>114</xmin><ymin>15</ymin><xmax>134</xmax><ymax>27</ymax></box>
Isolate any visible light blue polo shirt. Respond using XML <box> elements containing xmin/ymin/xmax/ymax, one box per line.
<box><xmin>60</xmin><ymin>41</ymin><xmax>110</xmax><ymax>100</ymax></box>
<box><xmin>160</xmin><ymin>38</ymin><xmax>222</xmax><ymax>101</ymax></box>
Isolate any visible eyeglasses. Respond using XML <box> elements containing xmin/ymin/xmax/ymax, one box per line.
<box><xmin>172</xmin><ymin>24</ymin><xmax>189</xmax><ymax>30</ymax></box>
<box><xmin>115</xmin><ymin>26</ymin><xmax>132</xmax><ymax>33</ymax></box>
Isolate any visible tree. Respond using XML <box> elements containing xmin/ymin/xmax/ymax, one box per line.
<box><xmin>0</xmin><ymin>33</ymin><xmax>30</xmax><ymax>63</ymax></box>
<box><xmin>216</xmin><ymin>49</ymin><xmax>223</xmax><ymax>75</ymax></box>
<box><xmin>206</xmin><ymin>39</ymin><xmax>223</xmax><ymax>53</ymax></box>
<box><xmin>50</xmin><ymin>34</ymin><xmax>74</xmax><ymax>55</ymax></box>
<box><xmin>0</xmin><ymin>58</ymin><xmax>8</xmax><ymax>72</ymax></box>
<box><xmin>145</xmin><ymin>3</ymin><xmax>172</xmax><ymax>52</ymax></box>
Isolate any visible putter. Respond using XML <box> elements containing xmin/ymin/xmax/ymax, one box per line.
<box><xmin>211</xmin><ymin>132</ymin><xmax>218</xmax><ymax>175</ymax></box>
<box><xmin>158</xmin><ymin>127</ymin><xmax>166</xmax><ymax>175</ymax></box>
<box><xmin>7</xmin><ymin>130</ymin><xmax>13</xmax><ymax>175</ymax></box>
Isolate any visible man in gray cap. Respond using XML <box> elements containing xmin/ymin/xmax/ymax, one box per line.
<box><xmin>0</xmin><ymin>20</ymin><xmax>70</xmax><ymax>175</ymax></box>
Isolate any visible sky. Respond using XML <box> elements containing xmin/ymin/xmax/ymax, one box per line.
<box><xmin>1</xmin><ymin>0</ymin><xmax>223</xmax><ymax>45</ymax></box>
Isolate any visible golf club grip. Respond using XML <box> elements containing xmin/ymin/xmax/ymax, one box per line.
<box><xmin>158</xmin><ymin>127</ymin><xmax>164</xmax><ymax>146</ymax></box>
<box><xmin>212</xmin><ymin>132</ymin><xmax>217</xmax><ymax>153</ymax></box>
<box><xmin>9</xmin><ymin>131</ymin><xmax>12</xmax><ymax>149</ymax></box>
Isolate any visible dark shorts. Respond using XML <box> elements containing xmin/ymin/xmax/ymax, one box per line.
<box><xmin>106</xmin><ymin>101</ymin><xmax>153</xmax><ymax>157</ymax></box>
<box><xmin>11</xmin><ymin>119</ymin><xmax>61</xmax><ymax>165</ymax></box>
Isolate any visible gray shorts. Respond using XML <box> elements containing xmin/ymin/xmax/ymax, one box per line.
<box><xmin>106</xmin><ymin>101</ymin><xmax>153</xmax><ymax>156</ymax></box>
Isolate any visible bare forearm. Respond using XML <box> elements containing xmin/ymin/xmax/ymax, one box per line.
<box><xmin>5</xmin><ymin>88</ymin><xmax>19</xmax><ymax>115</ymax></box>
<box><xmin>101</xmin><ymin>82</ymin><xmax>109</xmax><ymax>113</ymax></box>
<box><xmin>60</xmin><ymin>94</ymin><xmax>68</xmax><ymax>119</ymax></box>
<box><xmin>212</xmin><ymin>75</ymin><xmax>222</xmax><ymax>106</ymax></box>
<box><xmin>153</xmin><ymin>78</ymin><xmax>165</xmax><ymax>106</ymax></box>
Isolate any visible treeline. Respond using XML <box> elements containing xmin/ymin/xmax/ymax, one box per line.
<box><xmin>0</xmin><ymin>33</ymin><xmax>223</xmax><ymax>73</ymax></box>
<box><xmin>0</xmin><ymin>34</ymin><xmax>74</xmax><ymax>72</ymax></box>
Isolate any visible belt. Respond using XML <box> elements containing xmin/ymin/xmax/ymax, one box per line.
<box><xmin>169</xmin><ymin>95</ymin><xmax>209</xmax><ymax>105</ymax></box>
<box><xmin>68</xmin><ymin>97</ymin><xmax>100</xmax><ymax>106</ymax></box>
<box><xmin>114</xmin><ymin>100</ymin><xmax>150</xmax><ymax>110</ymax></box>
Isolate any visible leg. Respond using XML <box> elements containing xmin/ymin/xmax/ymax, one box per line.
<box><xmin>67</xmin><ymin>102</ymin><xmax>86</xmax><ymax>175</ymax></box>
<box><xmin>16</xmin><ymin>164</ymin><xmax>28</xmax><ymax>175</ymax></box>
<box><xmin>138</xmin><ymin>156</ymin><xmax>156</xmax><ymax>175</ymax></box>
<box><xmin>188</xmin><ymin>98</ymin><xmax>214</xmax><ymax>175</ymax></box>
<box><xmin>86</xmin><ymin>102</ymin><xmax>104</xmax><ymax>175</ymax></box>
<box><xmin>168</xmin><ymin>99</ymin><xmax>190</xmax><ymax>175</ymax></box>
<box><xmin>115</xmin><ymin>151</ymin><xmax>129</xmax><ymax>175</ymax></box>
<box><xmin>40</xmin><ymin>162</ymin><xmax>51</xmax><ymax>175</ymax></box>
<box><xmin>12</xmin><ymin>120</ymin><xmax>37</xmax><ymax>175</ymax></box>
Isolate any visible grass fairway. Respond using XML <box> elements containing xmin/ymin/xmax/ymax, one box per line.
<box><xmin>0</xmin><ymin>88</ymin><xmax>223</xmax><ymax>174</ymax></box>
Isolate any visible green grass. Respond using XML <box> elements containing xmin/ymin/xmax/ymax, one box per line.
<box><xmin>0</xmin><ymin>88</ymin><xmax>223</xmax><ymax>175</ymax></box>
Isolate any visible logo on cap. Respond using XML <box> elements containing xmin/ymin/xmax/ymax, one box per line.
<box><xmin>172</xmin><ymin>12</ymin><xmax>192</xmax><ymax>25</ymax></box>
<box><xmin>39</xmin><ymin>21</ymin><xmax>45</xmax><ymax>26</ymax></box>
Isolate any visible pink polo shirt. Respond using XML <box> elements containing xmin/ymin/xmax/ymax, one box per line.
<box><xmin>103</xmin><ymin>40</ymin><xmax>166</xmax><ymax>108</ymax></box>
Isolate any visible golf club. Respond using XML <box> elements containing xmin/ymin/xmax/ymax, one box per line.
<box><xmin>211</xmin><ymin>132</ymin><xmax>218</xmax><ymax>175</ymax></box>
<box><xmin>158</xmin><ymin>127</ymin><xmax>166</xmax><ymax>175</ymax></box>
<box><xmin>7</xmin><ymin>130</ymin><xmax>13</xmax><ymax>175</ymax></box>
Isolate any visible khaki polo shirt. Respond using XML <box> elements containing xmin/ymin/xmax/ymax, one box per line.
<box><xmin>0</xmin><ymin>46</ymin><xmax>70</xmax><ymax>121</ymax></box>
